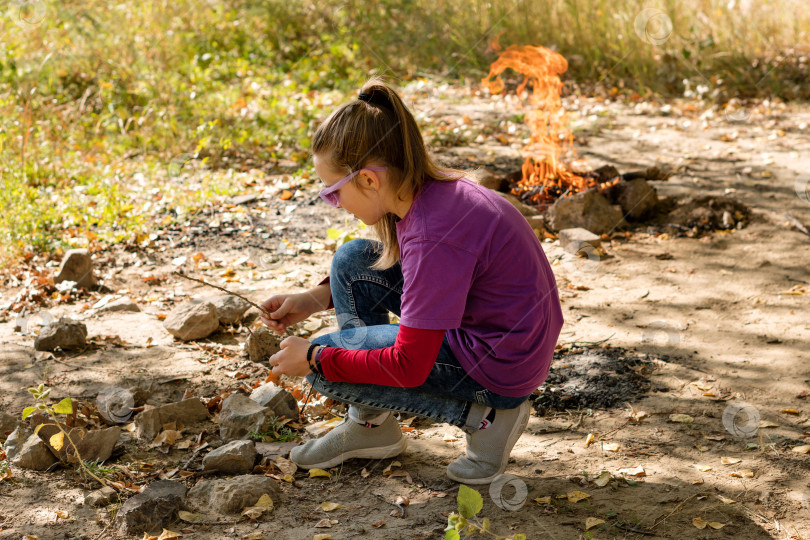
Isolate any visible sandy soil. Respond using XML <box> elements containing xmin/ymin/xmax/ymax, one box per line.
<box><xmin>1</xmin><ymin>83</ymin><xmax>809</xmax><ymax>539</ymax></box>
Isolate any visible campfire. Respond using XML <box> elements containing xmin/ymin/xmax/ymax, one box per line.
<box><xmin>480</xmin><ymin>43</ymin><xmax>750</xmax><ymax>237</ymax></box>
<box><xmin>482</xmin><ymin>43</ymin><xmax>619</xmax><ymax>209</ymax></box>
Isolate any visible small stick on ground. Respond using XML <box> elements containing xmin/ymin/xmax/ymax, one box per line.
<box><xmin>172</xmin><ymin>271</ymin><xmax>272</xmax><ymax>318</ymax></box>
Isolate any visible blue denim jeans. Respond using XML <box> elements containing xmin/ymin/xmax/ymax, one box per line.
<box><xmin>309</xmin><ymin>239</ymin><xmax>530</xmax><ymax>428</ymax></box>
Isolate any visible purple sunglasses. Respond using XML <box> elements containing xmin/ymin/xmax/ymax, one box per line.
<box><xmin>319</xmin><ymin>166</ymin><xmax>387</xmax><ymax>208</ymax></box>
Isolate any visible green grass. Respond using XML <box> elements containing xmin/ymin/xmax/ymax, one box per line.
<box><xmin>0</xmin><ymin>0</ymin><xmax>807</xmax><ymax>265</ymax></box>
<box><xmin>248</xmin><ymin>417</ymin><xmax>301</xmax><ymax>443</ymax></box>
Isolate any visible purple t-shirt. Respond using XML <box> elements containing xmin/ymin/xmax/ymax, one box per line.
<box><xmin>396</xmin><ymin>178</ymin><xmax>564</xmax><ymax>397</ymax></box>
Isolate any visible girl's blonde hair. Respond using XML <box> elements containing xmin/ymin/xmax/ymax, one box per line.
<box><xmin>312</xmin><ymin>77</ymin><xmax>463</xmax><ymax>270</ymax></box>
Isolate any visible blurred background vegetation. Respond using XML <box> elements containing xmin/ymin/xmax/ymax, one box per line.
<box><xmin>1</xmin><ymin>0</ymin><xmax>808</xmax><ymax>264</ymax></box>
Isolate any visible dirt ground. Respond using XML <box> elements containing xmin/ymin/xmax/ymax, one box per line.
<box><xmin>1</xmin><ymin>82</ymin><xmax>809</xmax><ymax>539</ymax></box>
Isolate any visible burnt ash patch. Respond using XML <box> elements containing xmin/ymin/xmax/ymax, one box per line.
<box><xmin>532</xmin><ymin>347</ymin><xmax>667</xmax><ymax>415</ymax></box>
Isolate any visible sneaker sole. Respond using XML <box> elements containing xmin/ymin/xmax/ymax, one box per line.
<box><xmin>294</xmin><ymin>437</ymin><xmax>408</xmax><ymax>470</ymax></box>
<box><xmin>446</xmin><ymin>401</ymin><xmax>531</xmax><ymax>485</ymax></box>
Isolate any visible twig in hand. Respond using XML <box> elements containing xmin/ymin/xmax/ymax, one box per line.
<box><xmin>172</xmin><ymin>271</ymin><xmax>272</xmax><ymax>318</ymax></box>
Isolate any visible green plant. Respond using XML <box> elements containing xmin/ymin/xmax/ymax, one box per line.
<box><xmin>248</xmin><ymin>417</ymin><xmax>300</xmax><ymax>443</ymax></box>
<box><xmin>445</xmin><ymin>485</ymin><xmax>525</xmax><ymax>540</ymax></box>
<box><xmin>22</xmin><ymin>384</ymin><xmax>108</xmax><ymax>487</ymax></box>
<box><xmin>82</xmin><ymin>459</ymin><xmax>116</xmax><ymax>479</ymax></box>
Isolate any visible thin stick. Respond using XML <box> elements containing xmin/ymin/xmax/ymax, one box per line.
<box><xmin>172</xmin><ymin>271</ymin><xmax>272</xmax><ymax>318</ymax></box>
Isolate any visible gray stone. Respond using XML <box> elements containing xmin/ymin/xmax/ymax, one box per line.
<box><xmin>558</xmin><ymin>228</ymin><xmax>602</xmax><ymax>255</ymax></box>
<box><xmin>202</xmin><ymin>440</ymin><xmax>257</xmax><ymax>474</ymax></box>
<box><xmin>3</xmin><ymin>427</ymin><xmax>29</xmax><ymax>461</ymax></box>
<box><xmin>497</xmin><ymin>192</ymin><xmax>540</xmax><ymax>217</ymax></box>
<box><xmin>186</xmin><ymin>475</ymin><xmax>280</xmax><ymax>514</ymax></box>
<box><xmin>99</xmin><ymin>297</ymin><xmax>140</xmax><ymax>313</ymax></box>
<box><xmin>55</xmin><ymin>248</ymin><xmax>97</xmax><ymax>290</ymax></box>
<box><xmin>34</xmin><ymin>317</ymin><xmax>87</xmax><ymax>351</ymax></box>
<box><xmin>85</xmin><ymin>486</ymin><xmax>118</xmax><ymax>507</ymax></box>
<box><xmin>8</xmin><ymin>430</ymin><xmax>58</xmax><ymax>470</ymax></box>
<box><xmin>37</xmin><ymin>424</ymin><xmax>120</xmax><ymax>463</ymax></box>
<box><xmin>250</xmin><ymin>384</ymin><xmax>299</xmax><ymax>420</ymax></box>
<box><xmin>473</xmin><ymin>169</ymin><xmax>507</xmax><ymax>192</ymax></box>
<box><xmin>218</xmin><ymin>394</ymin><xmax>275</xmax><ymax>441</ymax></box>
<box><xmin>245</xmin><ymin>326</ymin><xmax>282</xmax><ymax>363</ymax></box>
<box><xmin>0</xmin><ymin>411</ymin><xmax>19</xmax><ymax>439</ymax></box>
<box><xmin>255</xmin><ymin>441</ymin><xmax>298</xmax><ymax>459</ymax></box>
<box><xmin>608</xmin><ymin>178</ymin><xmax>658</xmax><ymax>220</ymax></box>
<box><xmin>135</xmin><ymin>398</ymin><xmax>209</xmax><ymax>440</ymax></box>
<box><xmin>207</xmin><ymin>295</ymin><xmax>251</xmax><ymax>325</ymax></box>
<box><xmin>547</xmin><ymin>189</ymin><xmax>627</xmax><ymax>234</ymax></box>
<box><xmin>116</xmin><ymin>480</ymin><xmax>186</xmax><ymax>535</ymax></box>
<box><xmin>163</xmin><ymin>301</ymin><xmax>220</xmax><ymax>341</ymax></box>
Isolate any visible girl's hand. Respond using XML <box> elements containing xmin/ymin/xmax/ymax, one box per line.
<box><xmin>268</xmin><ymin>336</ymin><xmax>314</xmax><ymax>378</ymax></box>
<box><xmin>260</xmin><ymin>293</ymin><xmax>316</xmax><ymax>334</ymax></box>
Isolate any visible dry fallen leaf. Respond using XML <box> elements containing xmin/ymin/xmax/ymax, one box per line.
<box><xmin>157</xmin><ymin>530</ymin><xmax>183</xmax><ymax>540</ymax></box>
<box><xmin>669</xmin><ymin>414</ymin><xmax>694</xmax><ymax>424</ymax></box>
<box><xmin>314</xmin><ymin>518</ymin><xmax>333</xmax><ymax>528</ymax></box>
<box><xmin>310</xmin><ymin>468</ymin><xmax>331</xmax><ymax>478</ymax></box>
<box><xmin>693</xmin><ymin>517</ymin><xmax>725</xmax><ymax>530</ymax></box>
<box><xmin>567</xmin><ymin>491</ymin><xmax>591</xmax><ymax>503</ymax></box>
<box><xmin>720</xmin><ymin>457</ymin><xmax>742</xmax><ymax>465</ymax></box>
<box><xmin>780</xmin><ymin>408</ymin><xmax>800</xmax><ymax>415</ymax></box>
<box><xmin>616</xmin><ymin>466</ymin><xmax>646</xmax><ymax>477</ymax></box>
<box><xmin>585</xmin><ymin>517</ymin><xmax>605</xmax><ymax>530</ymax></box>
<box><xmin>584</xmin><ymin>433</ymin><xmax>594</xmax><ymax>447</ymax></box>
<box><xmin>382</xmin><ymin>461</ymin><xmax>402</xmax><ymax>475</ymax></box>
<box><xmin>177</xmin><ymin>510</ymin><xmax>205</xmax><ymax>523</ymax></box>
<box><xmin>54</xmin><ymin>510</ymin><xmax>70</xmax><ymax>519</ymax></box>
<box><xmin>275</xmin><ymin>456</ymin><xmax>298</xmax><ymax>476</ymax></box>
<box><xmin>718</xmin><ymin>496</ymin><xmax>736</xmax><ymax>504</ymax></box>
<box><xmin>535</xmin><ymin>496</ymin><xmax>552</xmax><ymax>505</ymax></box>
<box><xmin>255</xmin><ymin>494</ymin><xmax>274</xmax><ymax>508</ymax></box>
<box><xmin>791</xmin><ymin>445</ymin><xmax>810</xmax><ymax>454</ymax></box>
<box><xmin>361</xmin><ymin>468</ymin><xmax>370</xmax><ymax>478</ymax></box>
<box><xmin>759</xmin><ymin>420</ymin><xmax>780</xmax><ymax>428</ymax></box>
<box><xmin>696</xmin><ymin>465</ymin><xmax>712</xmax><ymax>472</ymax></box>
<box><xmin>593</xmin><ymin>471</ymin><xmax>612</xmax><ymax>487</ymax></box>
<box><xmin>320</xmin><ymin>502</ymin><xmax>344</xmax><ymax>512</ymax></box>
<box><xmin>601</xmin><ymin>442</ymin><xmax>620</xmax><ymax>452</ymax></box>
<box><xmin>313</xmin><ymin>535</ymin><xmax>332</xmax><ymax>540</ymax></box>
<box><xmin>731</xmin><ymin>469</ymin><xmax>755</xmax><ymax>478</ymax></box>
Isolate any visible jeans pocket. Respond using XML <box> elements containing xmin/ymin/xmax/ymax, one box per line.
<box><xmin>474</xmin><ymin>389</ymin><xmax>490</xmax><ymax>405</ymax></box>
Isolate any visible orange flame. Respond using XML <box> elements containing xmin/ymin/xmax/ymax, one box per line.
<box><xmin>482</xmin><ymin>44</ymin><xmax>603</xmax><ymax>206</ymax></box>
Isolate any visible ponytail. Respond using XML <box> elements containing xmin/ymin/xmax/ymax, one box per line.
<box><xmin>312</xmin><ymin>77</ymin><xmax>464</xmax><ymax>269</ymax></box>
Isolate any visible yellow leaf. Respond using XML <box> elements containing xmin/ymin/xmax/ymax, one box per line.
<box><xmin>720</xmin><ymin>457</ymin><xmax>742</xmax><ymax>465</ymax></box>
<box><xmin>534</xmin><ymin>497</ymin><xmax>552</xmax><ymax>505</ymax></box>
<box><xmin>693</xmin><ymin>517</ymin><xmax>708</xmax><ymax>529</ymax></box>
<box><xmin>320</xmin><ymin>502</ymin><xmax>345</xmax><ymax>512</ymax></box>
<box><xmin>282</xmin><ymin>473</ymin><xmax>295</xmax><ymax>483</ymax></box>
<box><xmin>708</xmin><ymin>522</ymin><xmax>726</xmax><ymax>529</ymax></box>
<box><xmin>791</xmin><ymin>445</ymin><xmax>810</xmax><ymax>454</ymax></box>
<box><xmin>718</xmin><ymin>496</ymin><xmax>736</xmax><ymax>504</ymax></box>
<box><xmin>50</xmin><ymin>432</ymin><xmax>65</xmax><ymax>452</ymax></box>
<box><xmin>730</xmin><ymin>469</ymin><xmax>755</xmax><ymax>478</ymax></box>
<box><xmin>759</xmin><ymin>421</ymin><xmax>780</xmax><ymax>428</ymax></box>
<box><xmin>567</xmin><ymin>491</ymin><xmax>591</xmax><ymax>503</ymax></box>
<box><xmin>601</xmin><ymin>442</ymin><xmax>620</xmax><ymax>452</ymax></box>
<box><xmin>255</xmin><ymin>494</ymin><xmax>274</xmax><ymax>508</ymax></box>
<box><xmin>780</xmin><ymin>408</ymin><xmax>800</xmax><ymax>415</ymax></box>
<box><xmin>310</xmin><ymin>468</ymin><xmax>331</xmax><ymax>478</ymax></box>
<box><xmin>313</xmin><ymin>535</ymin><xmax>332</xmax><ymax>540</ymax></box>
<box><xmin>593</xmin><ymin>471</ymin><xmax>612</xmax><ymax>487</ymax></box>
<box><xmin>696</xmin><ymin>465</ymin><xmax>712</xmax><ymax>472</ymax></box>
<box><xmin>585</xmin><ymin>517</ymin><xmax>605</xmax><ymax>530</ymax></box>
<box><xmin>584</xmin><ymin>433</ymin><xmax>594</xmax><ymax>447</ymax></box>
<box><xmin>157</xmin><ymin>530</ymin><xmax>183</xmax><ymax>540</ymax></box>
<box><xmin>55</xmin><ymin>510</ymin><xmax>70</xmax><ymax>519</ymax></box>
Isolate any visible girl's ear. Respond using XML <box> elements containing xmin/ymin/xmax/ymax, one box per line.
<box><xmin>360</xmin><ymin>169</ymin><xmax>382</xmax><ymax>192</ymax></box>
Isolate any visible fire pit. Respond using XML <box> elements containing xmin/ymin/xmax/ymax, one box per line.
<box><xmin>477</xmin><ymin>43</ymin><xmax>750</xmax><ymax>238</ymax></box>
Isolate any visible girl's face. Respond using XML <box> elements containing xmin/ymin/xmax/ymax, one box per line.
<box><xmin>314</xmin><ymin>153</ymin><xmax>387</xmax><ymax>225</ymax></box>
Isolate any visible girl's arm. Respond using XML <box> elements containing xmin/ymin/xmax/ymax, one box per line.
<box><xmin>318</xmin><ymin>324</ymin><xmax>445</xmax><ymax>387</ymax></box>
